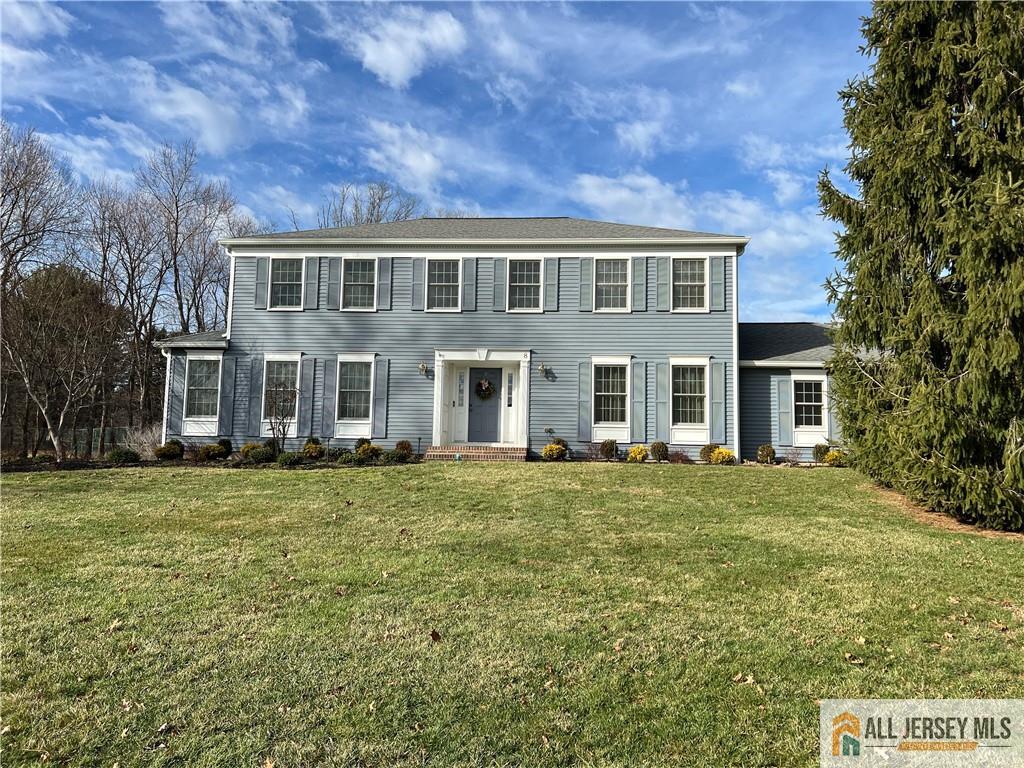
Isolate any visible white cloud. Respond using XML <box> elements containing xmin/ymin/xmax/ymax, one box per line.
<box><xmin>740</xmin><ymin>132</ymin><xmax>849</xmax><ymax>170</ymax></box>
<box><xmin>724</xmin><ymin>74</ymin><xmax>761</xmax><ymax>99</ymax></box>
<box><xmin>363</xmin><ymin>119</ymin><xmax>450</xmax><ymax>198</ymax></box>
<box><xmin>38</xmin><ymin>132</ymin><xmax>133</xmax><ymax>183</ymax></box>
<box><xmin>248</xmin><ymin>184</ymin><xmax>318</xmax><ymax>229</ymax></box>
<box><xmin>566</xmin><ymin>85</ymin><xmax>685</xmax><ymax>159</ymax></box>
<box><xmin>571</xmin><ymin>172</ymin><xmax>696</xmax><ymax>229</ymax></box>
<box><xmin>158</xmin><ymin>1</ymin><xmax>296</xmax><ymax>66</ymax></box>
<box><xmin>321</xmin><ymin>4</ymin><xmax>467</xmax><ymax>90</ymax></box>
<box><xmin>123</xmin><ymin>59</ymin><xmax>241</xmax><ymax>155</ymax></box>
<box><xmin>86</xmin><ymin>114</ymin><xmax>154</xmax><ymax>161</ymax></box>
<box><xmin>0</xmin><ymin>2</ymin><xmax>73</xmax><ymax>41</ymax></box>
<box><xmin>258</xmin><ymin>83</ymin><xmax>309</xmax><ymax>132</ymax></box>
<box><xmin>485</xmin><ymin>74</ymin><xmax>531</xmax><ymax>113</ymax></box>
<box><xmin>763</xmin><ymin>169</ymin><xmax>807</xmax><ymax>205</ymax></box>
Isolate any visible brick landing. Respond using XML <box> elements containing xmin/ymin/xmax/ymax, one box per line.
<box><xmin>424</xmin><ymin>444</ymin><xmax>528</xmax><ymax>462</ymax></box>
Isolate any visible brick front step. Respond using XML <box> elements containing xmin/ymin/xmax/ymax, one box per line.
<box><xmin>424</xmin><ymin>444</ymin><xmax>528</xmax><ymax>462</ymax></box>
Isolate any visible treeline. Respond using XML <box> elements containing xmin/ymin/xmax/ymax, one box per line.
<box><xmin>1</xmin><ymin>120</ymin><xmax>269</xmax><ymax>461</ymax></box>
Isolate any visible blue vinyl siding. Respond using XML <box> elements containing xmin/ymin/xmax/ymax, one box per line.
<box><xmin>167</xmin><ymin>250</ymin><xmax>737</xmax><ymax>456</ymax></box>
<box><xmin>739</xmin><ymin>367</ymin><xmax>837</xmax><ymax>462</ymax></box>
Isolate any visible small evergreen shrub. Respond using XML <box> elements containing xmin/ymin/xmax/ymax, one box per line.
<box><xmin>813</xmin><ymin>444</ymin><xmax>831</xmax><ymax>463</ymax></box>
<box><xmin>668</xmin><ymin>451</ymin><xmax>694</xmax><ymax>464</ymax></box>
<box><xmin>338</xmin><ymin>451</ymin><xmax>364</xmax><ymax>466</ymax></box>
<box><xmin>599</xmin><ymin>439</ymin><xmax>618</xmax><ymax>460</ymax></box>
<box><xmin>217</xmin><ymin>438</ymin><xmax>233</xmax><ymax>456</ymax></box>
<box><xmin>107</xmin><ymin>448</ymin><xmax>140</xmax><ymax>465</ymax></box>
<box><xmin>154</xmin><ymin>441</ymin><xmax>184</xmax><ymax>461</ymax></box>
<box><xmin>354</xmin><ymin>437</ymin><xmax>371</xmax><ymax>451</ymax></box>
<box><xmin>379</xmin><ymin>449</ymin><xmax>408</xmax><ymax>465</ymax></box>
<box><xmin>708</xmin><ymin>447</ymin><xmax>736</xmax><ymax>465</ymax></box>
<box><xmin>248</xmin><ymin>446</ymin><xmax>275</xmax><ymax>464</ymax></box>
<box><xmin>823</xmin><ymin>449</ymin><xmax>848</xmax><ymax>467</ymax></box>
<box><xmin>328</xmin><ymin>447</ymin><xmax>351</xmax><ymax>461</ymax></box>
<box><xmin>626</xmin><ymin>445</ymin><xmax>649</xmax><ymax>463</ymax></box>
<box><xmin>239</xmin><ymin>442</ymin><xmax>262</xmax><ymax>460</ymax></box>
<box><xmin>302</xmin><ymin>438</ymin><xmax>325</xmax><ymax>460</ymax></box>
<box><xmin>541</xmin><ymin>443</ymin><xmax>567</xmax><ymax>461</ymax></box>
<box><xmin>356</xmin><ymin>443</ymin><xmax>382</xmax><ymax>461</ymax></box>
<box><xmin>757</xmin><ymin>444</ymin><xmax>776</xmax><ymax>464</ymax></box>
<box><xmin>276</xmin><ymin>451</ymin><xmax>304</xmax><ymax>467</ymax></box>
<box><xmin>550</xmin><ymin>437</ymin><xmax>569</xmax><ymax>449</ymax></box>
<box><xmin>649</xmin><ymin>441</ymin><xmax>669</xmax><ymax>462</ymax></box>
<box><xmin>395</xmin><ymin>440</ymin><xmax>414</xmax><ymax>457</ymax></box>
<box><xmin>197</xmin><ymin>444</ymin><xmax>228</xmax><ymax>462</ymax></box>
<box><xmin>700</xmin><ymin>444</ymin><xmax>720</xmax><ymax>463</ymax></box>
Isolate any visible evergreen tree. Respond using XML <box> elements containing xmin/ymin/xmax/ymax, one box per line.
<box><xmin>819</xmin><ymin>2</ymin><xmax>1024</xmax><ymax>531</ymax></box>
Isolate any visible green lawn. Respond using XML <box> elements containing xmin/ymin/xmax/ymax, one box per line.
<box><xmin>2</xmin><ymin>464</ymin><xmax>1021</xmax><ymax>767</ymax></box>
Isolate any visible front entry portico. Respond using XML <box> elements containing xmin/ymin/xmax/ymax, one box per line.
<box><xmin>431</xmin><ymin>349</ymin><xmax>531</xmax><ymax>448</ymax></box>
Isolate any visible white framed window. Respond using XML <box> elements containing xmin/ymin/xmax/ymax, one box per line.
<box><xmin>507</xmin><ymin>258</ymin><xmax>543</xmax><ymax>312</ymax></box>
<box><xmin>261</xmin><ymin>353</ymin><xmax>301</xmax><ymax>438</ymax></box>
<box><xmin>426</xmin><ymin>258</ymin><xmax>461</xmax><ymax>311</ymax></box>
<box><xmin>341</xmin><ymin>257</ymin><xmax>377</xmax><ymax>311</ymax></box>
<box><xmin>792</xmin><ymin>372</ymin><xmax>829</xmax><ymax>446</ymax></box>
<box><xmin>182</xmin><ymin>352</ymin><xmax>222</xmax><ymax>436</ymax></box>
<box><xmin>593</xmin><ymin>257</ymin><xmax>630</xmax><ymax>312</ymax></box>
<box><xmin>268</xmin><ymin>257</ymin><xmax>304</xmax><ymax>310</ymax></box>
<box><xmin>335</xmin><ymin>353</ymin><xmax>375</xmax><ymax>438</ymax></box>
<box><xmin>669</xmin><ymin>356</ymin><xmax>709</xmax><ymax>444</ymax></box>
<box><xmin>592</xmin><ymin>355</ymin><xmax>631</xmax><ymax>442</ymax></box>
<box><xmin>671</xmin><ymin>256</ymin><xmax>709</xmax><ymax>312</ymax></box>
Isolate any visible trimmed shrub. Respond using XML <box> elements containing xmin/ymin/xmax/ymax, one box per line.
<box><xmin>823</xmin><ymin>449</ymin><xmax>848</xmax><ymax>467</ymax></box>
<box><xmin>154</xmin><ymin>441</ymin><xmax>184</xmax><ymax>461</ymax></box>
<box><xmin>354</xmin><ymin>437</ymin><xmax>371</xmax><ymax>451</ymax></box>
<box><xmin>757</xmin><ymin>444</ymin><xmax>777</xmax><ymax>464</ymax></box>
<box><xmin>356</xmin><ymin>443</ymin><xmax>382</xmax><ymax>461</ymax></box>
<box><xmin>395</xmin><ymin>439</ymin><xmax>414</xmax><ymax>457</ymax></box>
<box><xmin>649</xmin><ymin>441</ymin><xmax>669</xmax><ymax>462</ymax></box>
<box><xmin>217</xmin><ymin>438</ymin><xmax>234</xmax><ymax>456</ymax></box>
<box><xmin>107</xmin><ymin>448</ymin><xmax>140</xmax><ymax>465</ymax></box>
<box><xmin>240</xmin><ymin>442</ymin><xmax>262</xmax><ymax>460</ymax></box>
<box><xmin>379</xmin><ymin>449</ymin><xmax>408</xmax><ymax>465</ymax></box>
<box><xmin>197</xmin><ymin>444</ymin><xmax>228</xmax><ymax>462</ymax></box>
<box><xmin>338</xmin><ymin>451</ymin><xmax>364</xmax><ymax>466</ymax></box>
<box><xmin>328</xmin><ymin>447</ymin><xmax>351</xmax><ymax>461</ymax></box>
<box><xmin>302</xmin><ymin>440</ymin><xmax>325</xmax><ymax>460</ymax></box>
<box><xmin>550</xmin><ymin>437</ymin><xmax>569</xmax><ymax>450</ymax></box>
<box><xmin>627</xmin><ymin>445</ymin><xmax>649</xmax><ymax>463</ymax></box>
<box><xmin>709</xmin><ymin>447</ymin><xmax>736</xmax><ymax>465</ymax></box>
<box><xmin>700</xmin><ymin>444</ymin><xmax>720</xmax><ymax>463</ymax></box>
<box><xmin>668</xmin><ymin>451</ymin><xmax>694</xmax><ymax>464</ymax></box>
<box><xmin>248</xmin><ymin>446</ymin><xmax>275</xmax><ymax>464</ymax></box>
<box><xmin>599</xmin><ymin>439</ymin><xmax>618</xmax><ymax>460</ymax></box>
<box><xmin>276</xmin><ymin>451</ymin><xmax>304</xmax><ymax>467</ymax></box>
<box><xmin>541</xmin><ymin>443</ymin><xmax>567</xmax><ymax>461</ymax></box>
<box><xmin>813</xmin><ymin>443</ymin><xmax>831</xmax><ymax>463</ymax></box>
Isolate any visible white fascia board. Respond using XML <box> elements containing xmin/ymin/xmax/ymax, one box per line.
<box><xmin>739</xmin><ymin>360</ymin><xmax>827</xmax><ymax>368</ymax></box>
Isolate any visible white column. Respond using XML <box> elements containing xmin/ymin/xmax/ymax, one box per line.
<box><xmin>432</xmin><ymin>352</ymin><xmax>445</xmax><ymax>446</ymax></box>
<box><xmin>518</xmin><ymin>357</ymin><xmax>531</xmax><ymax>447</ymax></box>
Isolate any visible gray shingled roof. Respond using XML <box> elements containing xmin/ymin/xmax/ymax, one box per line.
<box><xmin>739</xmin><ymin>323</ymin><xmax>833</xmax><ymax>364</ymax></box>
<box><xmin>154</xmin><ymin>329</ymin><xmax>228</xmax><ymax>349</ymax></box>
<box><xmin>223</xmin><ymin>216</ymin><xmax>746</xmax><ymax>243</ymax></box>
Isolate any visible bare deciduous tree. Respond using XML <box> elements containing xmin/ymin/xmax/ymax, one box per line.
<box><xmin>0</xmin><ymin>119</ymin><xmax>80</xmax><ymax>299</ymax></box>
<box><xmin>316</xmin><ymin>181</ymin><xmax>420</xmax><ymax>229</ymax></box>
<box><xmin>2</xmin><ymin>264</ymin><xmax>123</xmax><ymax>462</ymax></box>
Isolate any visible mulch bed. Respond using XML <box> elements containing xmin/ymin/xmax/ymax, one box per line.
<box><xmin>868</xmin><ymin>484</ymin><xmax>1023</xmax><ymax>541</ymax></box>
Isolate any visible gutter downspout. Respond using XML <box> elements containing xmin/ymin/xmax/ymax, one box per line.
<box><xmin>732</xmin><ymin>249</ymin><xmax>741</xmax><ymax>460</ymax></box>
<box><xmin>160</xmin><ymin>348</ymin><xmax>171</xmax><ymax>445</ymax></box>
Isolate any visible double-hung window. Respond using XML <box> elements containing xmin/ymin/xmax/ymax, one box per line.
<box><xmin>594</xmin><ymin>258</ymin><xmax>629</xmax><ymax>311</ymax></box>
<box><xmin>672</xmin><ymin>257</ymin><xmax>707</xmax><ymax>311</ymax></box>
<box><xmin>426</xmin><ymin>259</ymin><xmax>460</xmax><ymax>311</ymax></box>
<box><xmin>342</xmin><ymin>258</ymin><xmax>376</xmax><ymax>310</ymax></box>
<box><xmin>263</xmin><ymin>358</ymin><xmax>299</xmax><ymax>423</ymax></box>
<box><xmin>592</xmin><ymin>356</ymin><xmax>631</xmax><ymax>442</ymax></box>
<box><xmin>269</xmin><ymin>258</ymin><xmax>303</xmax><ymax>309</ymax></box>
<box><xmin>182</xmin><ymin>354</ymin><xmax>221</xmax><ymax>435</ymax></box>
<box><xmin>335</xmin><ymin>354</ymin><xmax>375</xmax><ymax>438</ymax></box>
<box><xmin>508</xmin><ymin>259</ymin><xmax>542</xmax><ymax>311</ymax></box>
<box><xmin>670</xmin><ymin>358</ymin><xmax>708</xmax><ymax>443</ymax></box>
<box><xmin>794</xmin><ymin>380</ymin><xmax>823</xmax><ymax>427</ymax></box>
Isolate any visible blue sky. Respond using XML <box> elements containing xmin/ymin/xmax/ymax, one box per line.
<box><xmin>1</xmin><ymin>1</ymin><xmax>870</xmax><ymax>321</ymax></box>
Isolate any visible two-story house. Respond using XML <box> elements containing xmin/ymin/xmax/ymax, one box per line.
<box><xmin>156</xmin><ymin>217</ymin><xmax>838</xmax><ymax>461</ymax></box>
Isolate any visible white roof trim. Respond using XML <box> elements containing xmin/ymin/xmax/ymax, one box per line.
<box><xmin>740</xmin><ymin>359</ymin><xmax>827</xmax><ymax>368</ymax></box>
<box><xmin>223</xmin><ymin>236</ymin><xmax>751</xmax><ymax>249</ymax></box>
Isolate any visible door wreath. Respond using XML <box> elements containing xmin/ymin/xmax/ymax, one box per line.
<box><xmin>475</xmin><ymin>378</ymin><xmax>496</xmax><ymax>400</ymax></box>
